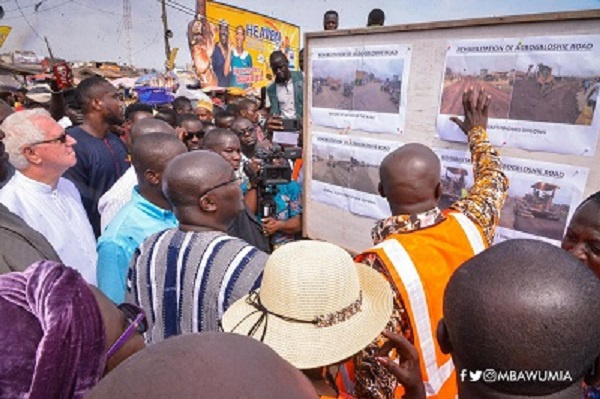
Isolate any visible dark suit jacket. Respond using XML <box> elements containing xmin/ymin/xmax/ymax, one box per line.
<box><xmin>0</xmin><ymin>203</ymin><xmax>61</xmax><ymax>274</ymax></box>
<box><xmin>228</xmin><ymin>205</ymin><xmax>271</xmax><ymax>254</ymax></box>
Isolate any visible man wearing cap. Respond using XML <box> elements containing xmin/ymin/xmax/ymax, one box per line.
<box><xmin>0</xmin><ymin>109</ymin><xmax>97</xmax><ymax>283</ymax></box>
<box><xmin>127</xmin><ymin>150</ymin><xmax>267</xmax><ymax>341</ymax></box>
<box><xmin>348</xmin><ymin>89</ymin><xmax>508</xmax><ymax>399</ymax></box>
<box><xmin>195</xmin><ymin>99</ymin><xmax>214</xmax><ymax>122</ymax></box>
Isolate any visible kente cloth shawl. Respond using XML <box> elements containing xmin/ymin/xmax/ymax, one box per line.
<box><xmin>0</xmin><ymin>261</ymin><xmax>106</xmax><ymax>398</ymax></box>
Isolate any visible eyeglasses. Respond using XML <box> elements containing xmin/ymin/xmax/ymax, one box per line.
<box><xmin>106</xmin><ymin>303</ymin><xmax>147</xmax><ymax>359</ymax></box>
<box><xmin>29</xmin><ymin>132</ymin><xmax>68</xmax><ymax>146</ymax></box>
<box><xmin>199</xmin><ymin>175</ymin><xmax>241</xmax><ymax>198</ymax></box>
<box><xmin>185</xmin><ymin>130</ymin><xmax>204</xmax><ymax>141</ymax></box>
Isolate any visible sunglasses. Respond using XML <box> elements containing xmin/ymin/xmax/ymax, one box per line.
<box><xmin>199</xmin><ymin>175</ymin><xmax>241</xmax><ymax>198</ymax></box>
<box><xmin>185</xmin><ymin>130</ymin><xmax>204</xmax><ymax>141</ymax></box>
<box><xmin>106</xmin><ymin>303</ymin><xmax>147</xmax><ymax>359</ymax></box>
<box><xmin>30</xmin><ymin>132</ymin><xmax>68</xmax><ymax>146</ymax></box>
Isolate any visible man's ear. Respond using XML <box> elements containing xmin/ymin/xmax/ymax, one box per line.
<box><xmin>144</xmin><ymin>170</ymin><xmax>160</xmax><ymax>186</ymax></box>
<box><xmin>198</xmin><ymin>194</ymin><xmax>217</xmax><ymax>213</ymax></box>
<box><xmin>91</xmin><ymin>97</ymin><xmax>103</xmax><ymax>112</ymax></box>
<box><xmin>437</xmin><ymin>319</ymin><xmax>453</xmax><ymax>355</ymax></box>
<box><xmin>585</xmin><ymin>356</ymin><xmax>600</xmax><ymax>386</ymax></box>
<box><xmin>22</xmin><ymin>147</ymin><xmax>41</xmax><ymax>165</ymax></box>
<box><xmin>435</xmin><ymin>181</ymin><xmax>443</xmax><ymax>201</ymax></box>
<box><xmin>378</xmin><ymin>182</ymin><xmax>386</xmax><ymax>198</ymax></box>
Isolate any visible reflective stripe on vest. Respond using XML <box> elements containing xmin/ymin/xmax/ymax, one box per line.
<box><xmin>376</xmin><ymin>239</ymin><xmax>454</xmax><ymax>396</ymax></box>
<box><xmin>371</xmin><ymin>213</ymin><xmax>485</xmax><ymax>397</ymax></box>
<box><xmin>449</xmin><ymin>212</ymin><xmax>485</xmax><ymax>255</ymax></box>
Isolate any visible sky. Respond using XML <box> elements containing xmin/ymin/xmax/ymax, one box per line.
<box><xmin>0</xmin><ymin>0</ymin><xmax>598</xmax><ymax>69</ymax></box>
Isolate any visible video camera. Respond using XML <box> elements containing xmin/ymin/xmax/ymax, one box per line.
<box><xmin>244</xmin><ymin>145</ymin><xmax>302</xmax><ymax>218</ymax></box>
<box><xmin>253</xmin><ymin>145</ymin><xmax>302</xmax><ymax>186</ymax></box>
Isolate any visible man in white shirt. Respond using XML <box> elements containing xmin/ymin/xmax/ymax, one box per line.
<box><xmin>98</xmin><ymin>118</ymin><xmax>176</xmax><ymax>232</ymax></box>
<box><xmin>0</xmin><ymin>109</ymin><xmax>97</xmax><ymax>284</ymax></box>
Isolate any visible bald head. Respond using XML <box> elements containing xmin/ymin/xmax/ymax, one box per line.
<box><xmin>442</xmin><ymin>239</ymin><xmax>600</xmax><ymax>397</ymax></box>
<box><xmin>131</xmin><ymin>133</ymin><xmax>187</xmax><ymax>182</ymax></box>
<box><xmin>380</xmin><ymin>143</ymin><xmax>441</xmax><ymax>214</ymax></box>
<box><xmin>87</xmin><ymin>333</ymin><xmax>317</xmax><ymax>399</ymax></box>
<box><xmin>162</xmin><ymin>150</ymin><xmax>243</xmax><ymax>229</ymax></box>
<box><xmin>130</xmin><ymin>118</ymin><xmax>176</xmax><ymax>145</ymax></box>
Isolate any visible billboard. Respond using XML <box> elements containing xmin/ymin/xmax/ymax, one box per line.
<box><xmin>188</xmin><ymin>0</ymin><xmax>300</xmax><ymax>89</ymax></box>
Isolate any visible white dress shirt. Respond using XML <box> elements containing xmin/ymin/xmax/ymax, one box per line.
<box><xmin>0</xmin><ymin>172</ymin><xmax>98</xmax><ymax>284</ymax></box>
<box><xmin>98</xmin><ymin>166</ymin><xmax>137</xmax><ymax>233</ymax></box>
<box><xmin>276</xmin><ymin>79</ymin><xmax>296</xmax><ymax>119</ymax></box>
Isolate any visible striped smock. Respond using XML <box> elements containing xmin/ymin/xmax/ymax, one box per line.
<box><xmin>126</xmin><ymin>228</ymin><xmax>267</xmax><ymax>343</ymax></box>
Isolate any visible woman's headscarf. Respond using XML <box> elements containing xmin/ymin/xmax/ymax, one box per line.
<box><xmin>0</xmin><ymin>261</ymin><xmax>106</xmax><ymax>398</ymax></box>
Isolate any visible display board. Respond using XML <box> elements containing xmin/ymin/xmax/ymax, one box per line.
<box><xmin>303</xmin><ymin>10</ymin><xmax>600</xmax><ymax>254</ymax></box>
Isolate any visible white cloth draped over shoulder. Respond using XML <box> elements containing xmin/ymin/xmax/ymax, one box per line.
<box><xmin>98</xmin><ymin>167</ymin><xmax>137</xmax><ymax>233</ymax></box>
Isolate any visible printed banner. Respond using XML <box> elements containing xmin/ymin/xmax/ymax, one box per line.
<box><xmin>189</xmin><ymin>0</ymin><xmax>300</xmax><ymax>89</ymax></box>
<box><xmin>435</xmin><ymin>148</ymin><xmax>589</xmax><ymax>245</ymax></box>
<box><xmin>310</xmin><ymin>45</ymin><xmax>411</xmax><ymax>134</ymax></box>
<box><xmin>311</xmin><ymin>132</ymin><xmax>402</xmax><ymax>219</ymax></box>
<box><xmin>437</xmin><ymin>35</ymin><xmax>600</xmax><ymax>156</ymax></box>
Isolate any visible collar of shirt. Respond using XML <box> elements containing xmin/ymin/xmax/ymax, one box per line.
<box><xmin>131</xmin><ymin>186</ymin><xmax>175</xmax><ymax>222</ymax></box>
<box><xmin>13</xmin><ymin>171</ymin><xmax>56</xmax><ymax>194</ymax></box>
<box><xmin>371</xmin><ymin>207</ymin><xmax>446</xmax><ymax>245</ymax></box>
<box><xmin>276</xmin><ymin>78</ymin><xmax>293</xmax><ymax>91</ymax></box>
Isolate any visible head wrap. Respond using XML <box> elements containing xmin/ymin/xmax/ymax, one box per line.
<box><xmin>0</xmin><ymin>261</ymin><xmax>106</xmax><ymax>399</ymax></box>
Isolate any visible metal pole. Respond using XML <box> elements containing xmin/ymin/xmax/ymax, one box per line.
<box><xmin>160</xmin><ymin>0</ymin><xmax>171</xmax><ymax>62</ymax></box>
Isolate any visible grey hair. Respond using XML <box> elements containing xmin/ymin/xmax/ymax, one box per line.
<box><xmin>1</xmin><ymin>108</ymin><xmax>50</xmax><ymax>170</ymax></box>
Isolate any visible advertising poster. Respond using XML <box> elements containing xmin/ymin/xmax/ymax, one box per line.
<box><xmin>188</xmin><ymin>0</ymin><xmax>300</xmax><ymax>89</ymax></box>
<box><xmin>311</xmin><ymin>132</ymin><xmax>402</xmax><ymax>220</ymax></box>
<box><xmin>437</xmin><ymin>35</ymin><xmax>600</xmax><ymax>156</ymax></box>
<box><xmin>435</xmin><ymin>148</ymin><xmax>589</xmax><ymax>245</ymax></box>
<box><xmin>310</xmin><ymin>45</ymin><xmax>411</xmax><ymax>134</ymax></box>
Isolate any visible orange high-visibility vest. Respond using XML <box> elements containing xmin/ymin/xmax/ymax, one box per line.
<box><xmin>292</xmin><ymin>159</ymin><xmax>303</xmax><ymax>181</ymax></box>
<box><xmin>355</xmin><ymin>211</ymin><xmax>487</xmax><ymax>399</ymax></box>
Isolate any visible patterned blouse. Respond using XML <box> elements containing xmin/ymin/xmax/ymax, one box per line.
<box><xmin>353</xmin><ymin>126</ymin><xmax>508</xmax><ymax>399</ymax></box>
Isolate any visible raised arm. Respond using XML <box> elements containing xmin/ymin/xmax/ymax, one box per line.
<box><xmin>449</xmin><ymin>88</ymin><xmax>509</xmax><ymax>246</ymax></box>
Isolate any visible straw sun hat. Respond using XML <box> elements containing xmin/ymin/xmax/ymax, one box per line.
<box><xmin>222</xmin><ymin>241</ymin><xmax>393</xmax><ymax>370</ymax></box>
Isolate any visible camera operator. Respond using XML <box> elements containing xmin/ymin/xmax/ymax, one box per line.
<box><xmin>242</xmin><ymin>143</ymin><xmax>302</xmax><ymax>250</ymax></box>
<box><xmin>259</xmin><ymin>153</ymin><xmax>302</xmax><ymax>250</ymax></box>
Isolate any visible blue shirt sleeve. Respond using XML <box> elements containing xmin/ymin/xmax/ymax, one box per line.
<box><xmin>97</xmin><ymin>239</ymin><xmax>133</xmax><ymax>304</ymax></box>
<box><xmin>274</xmin><ymin>181</ymin><xmax>302</xmax><ymax>220</ymax></box>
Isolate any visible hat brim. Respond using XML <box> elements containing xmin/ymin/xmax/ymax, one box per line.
<box><xmin>26</xmin><ymin>94</ymin><xmax>51</xmax><ymax>104</ymax></box>
<box><xmin>222</xmin><ymin>263</ymin><xmax>393</xmax><ymax>369</ymax></box>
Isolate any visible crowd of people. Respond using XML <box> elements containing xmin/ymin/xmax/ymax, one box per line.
<box><xmin>0</xmin><ymin>9</ymin><xmax>600</xmax><ymax>399</ymax></box>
